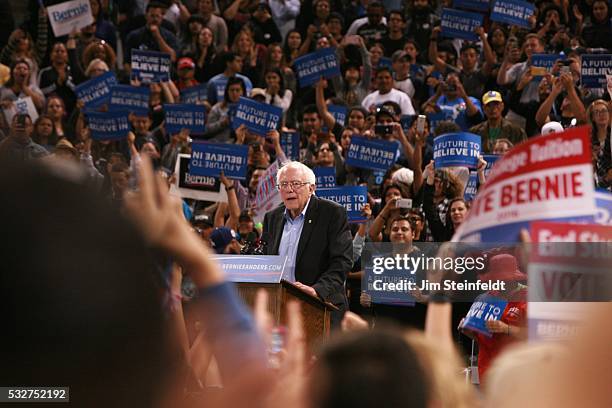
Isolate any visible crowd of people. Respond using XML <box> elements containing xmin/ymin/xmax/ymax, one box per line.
<box><xmin>1</xmin><ymin>0</ymin><xmax>611</xmax><ymax>406</ymax></box>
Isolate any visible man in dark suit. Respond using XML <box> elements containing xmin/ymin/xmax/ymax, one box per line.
<box><xmin>262</xmin><ymin>161</ymin><xmax>353</xmax><ymax>315</ymax></box>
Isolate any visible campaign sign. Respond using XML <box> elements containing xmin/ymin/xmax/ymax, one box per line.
<box><xmin>581</xmin><ymin>54</ymin><xmax>612</xmax><ymax>89</ymax></box>
<box><xmin>131</xmin><ymin>50</ymin><xmax>171</xmax><ymax>84</ymax></box>
<box><xmin>400</xmin><ymin>115</ymin><xmax>415</xmax><ymax>133</ymax></box>
<box><xmin>427</xmin><ymin>111</ymin><xmax>447</xmax><ymax>134</ymax></box>
<box><xmin>328</xmin><ymin>104</ymin><xmax>347</xmax><ymax>126</ymax></box>
<box><xmin>434</xmin><ymin>132</ymin><xmax>481</xmax><ymax>168</ymax></box>
<box><xmin>180</xmin><ymin>83</ymin><xmax>208</xmax><ymax>104</ymax></box>
<box><xmin>190</xmin><ymin>142</ymin><xmax>249</xmax><ymax>180</ymax></box>
<box><xmin>231</xmin><ymin>97</ymin><xmax>282</xmax><ymax>136</ymax></box>
<box><xmin>109</xmin><ymin>85</ymin><xmax>150</xmax><ymax>115</ymax></box>
<box><xmin>594</xmin><ymin>189</ymin><xmax>612</xmax><ymax>226</ymax></box>
<box><xmin>253</xmin><ymin>159</ymin><xmax>283</xmax><ymax>224</ymax></box>
<box><xmin>294</xmin><ymin>47</ymin><xmax>341</xmax><ymax>88</ymax></box>
<box><xmin>453</xmin><ymin>0</ymin><xmax>490</xmax><ymax>11</ymax></box>
<box><xmin>211</xmin><ymin>255</ymin><xmax>287</xmax><ymax>283</ymax></box>
<box><xmin>363</xmin><ymin>261</ymin><xmax>416</xmax><ymax>306</ymax></box>
<box><xmin>170</xmin><ymin>154</ymin><xmax>228</xmax><ymax>202</ymax></box>
<box><xmin>86</xmin><ymin>111</ymin><xmax>130</xmax><ymax>140</ymax></box>
<box><xmin>452</xmin><ymin>126</ymin><xmax>596</xmax><ymax>242</ymax></box>
<box><xmin>378</xmin><ymin>57</ymin><xmax>393</xmax><ymax>69</ymax></box>
<box><xmin>461</xmin><ymin>294</ymin><xmax>508</xmax><ymax>337</ymax></box>
<box><xmin>47</xmin><ymin>0</ymin><xmax>94</xmax><ymax>37</ymax></box>
<box><xmin>490</xmin><ymin>0</ymin><xmax>535</xmax><ymax>28</ymax></box>
<box><xmin>482</xmin><ymin>154</ymin><xmax>500</xmax><ymax>179</ymax></box>
<box><xmin>314</xmin><ymin>167</ymin><xmax>336</xmax><ymax>189</ymax></box>
<box><xmin>316</xmin><ymin>185</ymin><xmax>368</xmax><ymax>223</ymax></box>
<box><xmin>440</xmin><ymin>8</ymin><xmax>483</xmax><ymax>41</ymax></box>
<box><xmin>346</xmin><ymin>136</ymin><xmax>398</xmax><ymax>172</ymax></box>
<box><xmin>280</xmin><ymin>131</ymin><xmax>300</xmax><ymax>160</ymax></box>
<box><xmin>75</xmin><ymin>71</ymin><xmax>117</xmax><ymax>109</ymax></box>
<box><xmin>464</xmin><ymin>171</ymin><xmax>479</xmax><ymax>201</ymax></box>
<box><xmin>3</xmin><ymin>96</ymin><xmax>38</xmax><ymax>124</ymax></box>
<box><xmin>164</xmin><ymin>104</ymin><xmax>206</xmax><ymax>134</ymax></box>
<box><xmin>531</xmin><ymin>54</ymin><xmax>560</xmax><ymax>77</ymax></box>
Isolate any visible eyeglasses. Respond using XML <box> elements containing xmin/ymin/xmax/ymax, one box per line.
<box><xmin>277</xmin><ymin>181</ymin><xmax>310</xmax><ymax>191</ymax></box>
<box><xmin>593</xmin><ymin>109</ymin><xmax>609</xmax><ymax>115</ymax></box>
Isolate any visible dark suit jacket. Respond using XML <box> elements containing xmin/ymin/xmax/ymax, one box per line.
<box><xmin>262</xmin><ymin>195</ymin><xmax>353</xmax><ymax>309</ymax></box>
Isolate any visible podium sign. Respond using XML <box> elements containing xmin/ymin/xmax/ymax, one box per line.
<box><xmin>211</xmin><ymin>255</ymin><xmax>288</xmax><ymax>283</ymax></box>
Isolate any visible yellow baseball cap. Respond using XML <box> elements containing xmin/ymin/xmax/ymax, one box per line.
<box><xmin>482</xmin><ymin>91</ymin><xmax>503</xmax><ymax>105</ymax></box>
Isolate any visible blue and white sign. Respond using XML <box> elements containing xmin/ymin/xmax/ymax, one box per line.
<box><xmin>75</xmin><ymin>71</ymin><xmax>117</xmax><ymax>109</ymax></box>
<box><xmin>434</xmin><ymin>132</ymin><xmax>481</xmax><ymax>168</ymax></box>
<box><xmin>364</xmin><ymin>261</ymin><xmax>416</xmax><ymax>306</ymax></box>
<box><xmin>317</xmin><ymin>185</ymin><xmax>368</xmax><ymax>223</ymax></box>
<box><xmin>86</xmin><ymin>111</ymin><xmax>130</xmax><ymax>141</ymax></box>
<box><xmin>453</xmin><ymin>0</ymin><xmax>490</xmax><ymax>11</ymax></box>
<box><xmin>328</xmin><ymin>104</ymin><xmax>347</xmax><ymax>126</ymax></box>
<box><xmin>440</xmin><ymin>8</ymin><xmax>483</xmax><ymax>41</ymax></box>
<box><xmin>47</xmin><ymin>0</ymin><xmax>94</xmax><ymax>37</ymax></box>
<box><xmin>190</xmin><ymin>142</ymin><xmax>249</xmax><ymax>180</ymax></box>
<box><xmin>280</xmin><ymin>131</ymin><xmax>300</xmax><ymax>160</ymax></box>
<box><xmin>378</xmin><ymin>57</ymin><xmax>393</xmax><ymax>69</ymax></box>
<box><xmin>211</xmin><ymin>255</ymin><xmax>287</xmax><ymax>283</ymax></box>
<box><xmin>346</xmin><ymin>136</ymin><xmax>398</xmax><ymax>172</ymax></box>
<box><xmin>131</xmin><ymin>50</ymin><xmax>171</xmax><ymax>84</ymax></box>
<box><xmin>109</xmin><ymin>85</ymin><xmax>150</xmax><ymax>115</ymax></box>
<box><xmin>531</xmin><ymin>54</ymin><xmax>560</xmax><ymax>76</ymax></box>
<box><xmin>231</xmin><ymin>97</ymin><xmax>282</xmax><ymax>136</ymax></box>
<box><xmin>461</xmin><ymin>294</ymin><xmax>508</xmax><ymax>337</ymax></box>
<box><xmin>294</xmin><ymin>47</ymin><xmax>341</xmax><ymax>88</ymax></box>
<box><xmin>464</xmin><ymin>171</ymin><xmax>479</xmax><ymax>201</ymax></box>
<box><xmin>164</xmin><ymin>104</ymin><xmax>206</xmax><ymax>134</ymax></box>
<box><xmin>482</xmin><ymin>154</ymin><xmax>500</xmax><ymax>179</ymax></box>
<box><xmin>427</xmin><ymin>111</ymin><xmax>447</xmax><ymax>134</ymax></box>
<box><xmin>594</xmin><ymin>189</ymin><xmax>612</xmax><ymax>226</ymax></box>
<box><xmin>581</xmin><ymin>54</ymin><xmax>612</xmax><ymax>89</ymax></box>
<box><xmin>180</xmin><ymin>83</ymin><xmax>208</xmax><ymax>104</ymax></box>
<box><xmin>490</xmin><ymin>0</ymin><xmax>535</xmax><ymax>28</ymax></box>
<box><xmin>314</xmin><ymin>167</ymin><xmax>336</xmax><ymax>189</ymax></box>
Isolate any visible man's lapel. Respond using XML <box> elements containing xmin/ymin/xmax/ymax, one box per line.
<box><xmin>296</xmin><ymin>195</ymin><xmax>318</xmax><ymax>266</ymax></box>
<box><xmin>272</xmin><ymin>206</ymin><xmax>286</xmax><ymax>254</ymax></box>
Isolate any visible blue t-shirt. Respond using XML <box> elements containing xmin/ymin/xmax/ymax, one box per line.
<box><xmin>206</xmin><ymin>74</ymin><xmax>253</xmax><ymax>106</ymax></box>
<box><xmin>436</xmin><ymin>95</ymin><xmax>483</xmax><ymax>131</ymax></box>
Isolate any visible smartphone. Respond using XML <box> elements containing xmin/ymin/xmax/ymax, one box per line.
<box><xmin>416</xmin><ymin>115</ymin><xmax>426</xmax><ymax>133</ymax></box>
<box><xmin>375</xmin><ymin>124</ymin><xmax>393</xmax><ymax>135</ymax></box>
<box><xmin>396</xmin><ymin>198</ymin><xmax>413</xmax><ymax>209</ymax></box>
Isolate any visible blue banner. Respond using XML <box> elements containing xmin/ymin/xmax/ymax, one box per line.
<box><xmin>231</xmin><ymin>97</ymin><xmax>282</xmax><ymax>136</ymax></box>
<box><xmin>346</xmin><ymin>136</ymin><xmax>398</xmax><ymax>172</ymax></box>
<box><xmin>294</xmin><ymin>47</ymin><xmax>341</xmax><ymax>88</ymax></box>
<box><xmin>440</xmin><ymin>8</ymin><xmax>483</xmax><ymax>41</ymax></box>
<box><xmin>109</xmin><ymin>85</ymin><xmax>150</xmax><ymax>115</ymax></box>
<box><xmin>363</xmin><ymin>260</ymin><xmax>416</xmax><ymax>306</ymax></box>
<box><xmin>400</xmin><ymin>115</ymin><xmax>416</xmax><ymax>133</ymax></box>
<box><xmin>461</xmin><ymin>294</ymin><xmax>508</xmax><ymax>337</ymax></box>
<box><xmin>378</xmin><ymin>57</ymin><xmax>393</xmax><ymax>69</ymax></box>
<box><xmin>490</xmin><ymin>0</ymin><xmax>535</xmax><ymax>28</ymax></box>
<box><xmin>453</xmin><ymin>0</ymin><xmax>490</xmax><ymax>11</ymax></box>
<box><xmin>211</xmin><ymin>255</ymin><xmax>287</xmax><ymax>283</ymax></box>
<box><xmin>164</xmin><ymin>104</ymin><xmax>206</xmax><ymax>134</ymax></box>
<box><xmin>75</xmin><ymin>71</ymin><xmax>117</xmax><ymax>109</ymax></box>
<box><xmin>581</xmin><ymin>54</ymin><xmax>612</xmax><ymax>88</ymax></box>
<box><xmin>464</xmin><ymin>171</ymin><xmax>479</xmax><ymax>201</ymax></box>
<box><xmin>316</xmin><ymin>185</ymin><xmax>368</xmax><ymax>223</ymax></box>
<box><xmin>86</xmin><ymin>111</ymin><xmax>130</xmax><ymax>141</ymax></box>
<box><xmin>594</xmin><ymin>189</ymin><xmax>612</xmax><ymax>226</ymax></box>
<box><xmin>189</xmin><ymin>142</ymin><xmax>249</xmax><ymax>180</ymax></box>
<box><xmin>180</xmin><ymin>83</ymin><xmax>208</xmax><ymax>104</ymax></box>
<box><xmin>131</xmin><ymin>49</ymin><xmax>171</xmax><ymax>84</ymax></box>
<box><xmin>280</xmin><ymin>131</ymin><xmax>300</xmax><ymax>160</ymax></box>
<box><xmin>482</xmin><ymin>154</ymin><xmax>500</xmax><ymax>179</ymax></box>
<box><xmin>314</xmin><ymin>166</ymin><xmax>336</xmax><ymax>189</ymax></box>
<box><xmin>328</xmin><ymin>104</ymin><xmax>347</xmax><ymax>126</ymax></box>
<box><xmin>434</xmin><ymin>132</ymin><xmax>481</xmax><ymax>168</ymax></box>
<box><xmin>531</xmin><ymin>54</ymin><xmax>560</xmax><ymax>76</ymax></box>
<box><xmin>427</xmin><ymin>111</ymin><xmax>447</xmax><ymax>134</ymax></box>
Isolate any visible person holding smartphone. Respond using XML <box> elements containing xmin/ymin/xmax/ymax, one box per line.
<box><xmin>0</xmin><ymin>113</ymin><xmax>48</xmax><ymax>163</ymax></box>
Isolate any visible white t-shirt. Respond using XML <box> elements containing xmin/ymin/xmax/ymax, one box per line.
<box><xmin>361</xmin><ymin>88</ymin><xmax>416</xmax><ymax>115</ymax></box>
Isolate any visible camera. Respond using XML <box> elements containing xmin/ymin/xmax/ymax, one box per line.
<box><xmin>374</xmin><ymin>124</ymin><xmax>393</xmax><ymax>135</ymax></box>
<box><xmin>395</xmin><ymin>198</ymin><xmax>413</xmax><ymax>209</ymax></box>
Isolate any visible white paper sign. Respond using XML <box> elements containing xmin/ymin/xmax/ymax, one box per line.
<box><xmin>47</xmin><ymin>0</ymin><xmax>94</xmax><ymax>37</ymax></box>
<box><xmin>3</xmin><ymin>96</ymin><xmax>39</xmax><ymax>124</ymax></box>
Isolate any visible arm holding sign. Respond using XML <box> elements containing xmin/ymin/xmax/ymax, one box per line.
<box><xmin>561</xmin><ymin>73</ymin><xmax>586</xmax><ymax>124</ymax></box>
<box><xmin>476</xmin><ymin>27</ymin><xmax>496</xmax><ymax>75</ymax></box>
<box><xmin>535</xmin><ymin>76</ymin><xmax>563</xmax><ymax>128</ymax></box>
<box><xmin>220</xmin><ymin>172</ymin><xmax>240</xmax><ymax>231</ymax></box>
<box><xmin>477</xmin><ymin>155</ymin><xmax>487</xmax><ymax>185</ymax></box>
<box><xmin>315</xmin><ymin>78</ymin><xmax>336</xmax><ymax>130</ymax></box>
<box><xmin>150</xmin><ymin>25</ymin><xmax>177</xmax><ymax>62</ymax></box>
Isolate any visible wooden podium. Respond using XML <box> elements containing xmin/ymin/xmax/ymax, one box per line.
<box><xmin>235</xmin><ymin>280</ymin><xmax>338</xmax><ymax>353</ymax></box>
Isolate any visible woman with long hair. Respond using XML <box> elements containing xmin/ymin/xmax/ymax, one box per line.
<box><xmin>282</xmin><ymin>30</ymin><xmax>302</xmax><ymax>67</ymax></box>
<box><xmin>588</xmin><ymin>99</ymin><xmax>611</xmax><ymax>189</ymax></box>
<box><xmin>31</xmin><ymin>114</ymin><xmax>58</xmax><ymax>150</ymax></box>
<box><xmin>203</xmin><ymin>76</ymin><xmax>246</xmax><ymax>143</ymax></box>
<box><xmin>231</xmin><ymin>29</ymin><xmax>264</xmax><ymax>84</ymax></box>
<box><xmin>263</xmin><ymin>67</ymin><xmax>292</xmax><ymax>114</ymax></box>
<box><xmin>45</xmin><ymin>95</ymin><xmax>74</xmax><ymax>141</ymax></box>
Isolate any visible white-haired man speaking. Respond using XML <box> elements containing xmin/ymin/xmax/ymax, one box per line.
<box><xmin>261</xmin><ymin>161</ymin><xmax>353</xmax><ymax>319</ymax></box>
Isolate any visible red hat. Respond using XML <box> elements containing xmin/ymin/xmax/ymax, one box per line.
<box><xmin>480</xmin><ymin>254</ymin><xmax>527</xmax><ymax>282</ymax></box>
<box><xmin>178</xmin><ymin>57</ymin><xmax>195</xmax><ymax>70</ymax></box>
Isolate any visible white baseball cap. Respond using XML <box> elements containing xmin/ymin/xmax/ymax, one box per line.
<box><xmin>541</xmin><ymin>121</ymin><xmax>564</xmax><ymax>135</ymax></box>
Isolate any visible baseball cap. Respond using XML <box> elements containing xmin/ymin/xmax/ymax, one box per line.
<box><xmin>541</xmin><ymin>121</ymin><xmax>564</xmax><ymax>135</ymax></box>
<box><xmin>250</xmin><ymin>88</ymin><xmax>266</xmax><ymax>98</ymax></box>
<box><xmin>210</xmin><ymin>227</ymin><xmax>237</xmax><ymax>254</ymax></box>
<box><xmin>482</xmin><ymin>91</ymin><xmax>503</xmax><ymax>105</ymax></box>
<box><xmin>391</xmin><ymin>50</ymin><xmax>410</xmax><ymax>63</ymax></box>
<box><xmin>178</xmin><ymin>57</ymin><xmax>195</xmax><ymax>70</ymax></box>
<box><xmin>192</xmin><ymin>212</ymin><xmax>213</xmax><ymax>228</ymax></box>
